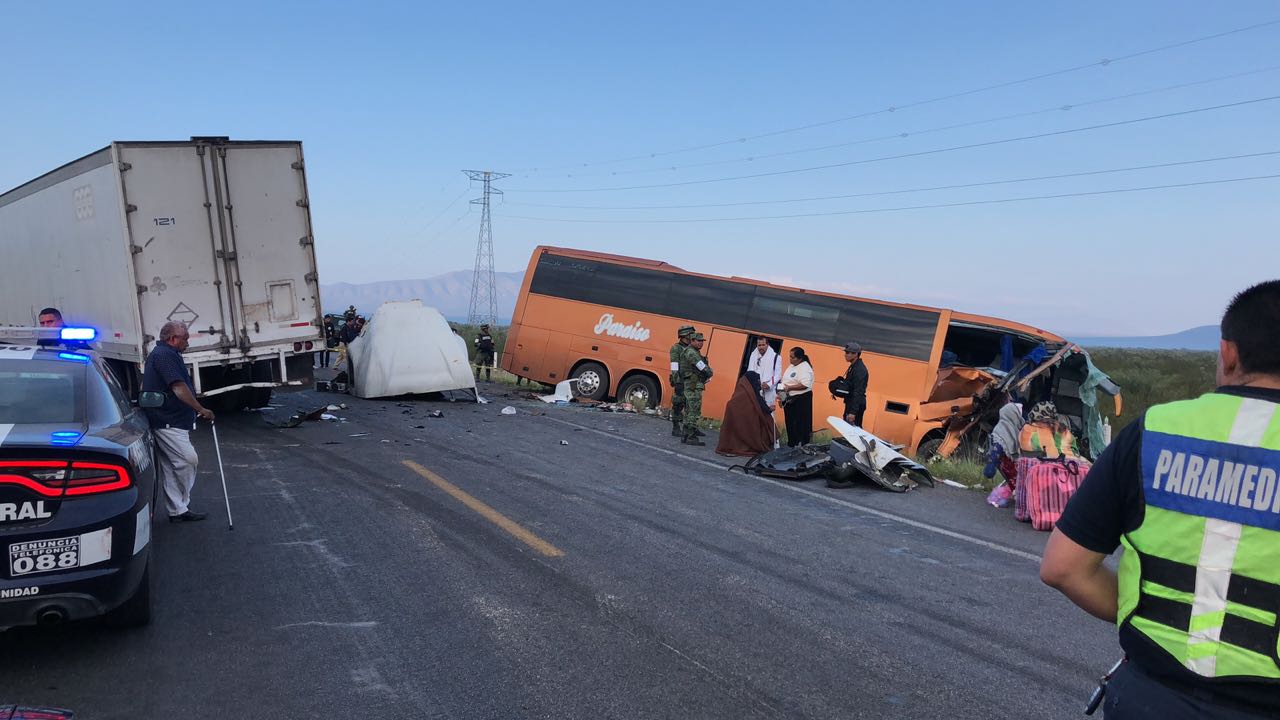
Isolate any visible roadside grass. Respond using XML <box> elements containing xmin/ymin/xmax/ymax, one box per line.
<box><xmin>481</xmin><ymin>366</ymin><xmax>525</xmax><ymax>388</ymax></box>
<box><xmin>925</xmin><ymin>456</ymin><xmax>996</xmax><ymax>490</ymax></box>
<box><xmin>1084</xmin><ymin>348</ymin><xmax>1216</xmax><ymax>430</ymax></box>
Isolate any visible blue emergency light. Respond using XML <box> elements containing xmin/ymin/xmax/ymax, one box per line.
<box><xmin>60</xmin><ymin>327</ymin><xmax>97</xmax><ymax>341</ymax></box>
<box><xmin>58</xmin><ymin>352</ymin><xmax>91</xmax><ymax>362</ymax></box>
<box><xmin>50</xmin><ymin>431</ymin><xmax>83</xmax><ymax>446</ymax></box>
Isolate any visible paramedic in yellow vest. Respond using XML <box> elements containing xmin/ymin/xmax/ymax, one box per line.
<box><xmin>1041</xmin><ymin>279</ymin><xmax>1280</xmax><ymax>719</ymax></box>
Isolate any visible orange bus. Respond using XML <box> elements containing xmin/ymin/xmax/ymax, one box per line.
<box><xmin>502</xmin><ymin>246</ymin><xmax>1066</xmax><ymax>453</ymax></box>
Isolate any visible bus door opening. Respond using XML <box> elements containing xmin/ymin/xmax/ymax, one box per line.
<box><xmin>741</xmin><ymin>334</ymin><xmax>784</xmax><ymax>380</ymax></box>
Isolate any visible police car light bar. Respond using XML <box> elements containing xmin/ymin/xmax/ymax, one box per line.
<box><xmin>60</xmin><ymin>327</ymin><xmax>97</xmax><ymax>341</ymax></box>
<box><xmin>0</xmin><ymin>326</ymin><xmax>99</xmax><ymax>343</ymax></box>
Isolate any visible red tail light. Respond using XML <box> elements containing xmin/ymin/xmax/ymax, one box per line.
<box><xmin>0</xmin><ymin>460</ymin><xmax>132</xmax><ymax>497</ymax></box>
<box><xmin>293</xmin><ymin>342</ymin><xmax>303</xmax><ymax>352</ymax></box>
<box><xmin>304</xmin><ymin>341</ymin><xmax>314</xmax><ymax>350</ymax></box>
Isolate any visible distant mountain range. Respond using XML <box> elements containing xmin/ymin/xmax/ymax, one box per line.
<box><xmin>321</xmin><ymin>270</ymin><xmax>524</xmax><ymax>322</ymax></box>
<box><xmin>1074</xmin><ymin>325</ymin><xmax>1218</xmax><ymax>351</ymax></box>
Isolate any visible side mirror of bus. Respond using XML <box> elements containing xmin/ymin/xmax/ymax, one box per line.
<box><xmin>138</xmin><ymin>391</ymin><xmax>166</xmax><ymax>409</ymax></box>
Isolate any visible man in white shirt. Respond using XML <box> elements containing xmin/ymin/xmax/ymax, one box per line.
<box><xmin>746</xmin><ymin>337</ymin><xmax>781</xmax><ymax>408</ymax></box>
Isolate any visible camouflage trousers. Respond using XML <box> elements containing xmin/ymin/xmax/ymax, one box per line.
<box><xmin>671</xmin><ymin>390</ymin><xmax>687</xmax><ymax>426</ymax></box>
<box><xmin>680</xmin><ymin>386</ymin><xmax>704</xmax><ymax>437</ymax></box>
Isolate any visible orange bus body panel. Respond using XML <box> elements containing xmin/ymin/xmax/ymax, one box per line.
<box><xmin>502</xmin><ymin>246</ymin><xmax>1059</xmax><ymax>452</ymax></box>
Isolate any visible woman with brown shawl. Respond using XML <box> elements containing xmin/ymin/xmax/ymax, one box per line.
<box><xmin>715</xmin><ymin>371</ymin><xmax>777</xmax><ymax>456</ymax></box>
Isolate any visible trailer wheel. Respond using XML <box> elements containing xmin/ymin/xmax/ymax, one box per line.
<box><xmin>245</xmin><ymin>388</ymin><xmax>273</xmax><ymax>409</ymax></box>
<box><xmin>569</xmin><ymin>362</ymin><xmax>609</xmax><ymax>401</ymax></box>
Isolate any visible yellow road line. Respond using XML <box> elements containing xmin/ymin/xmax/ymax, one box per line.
<box><xmin>401</xmin><ymin>460</ymin><xmax>565</xmax><ymax>558</ymax></box>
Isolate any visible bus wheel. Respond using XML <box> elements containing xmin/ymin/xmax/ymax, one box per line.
<box><xmin>570</xmin><ymin>362</ymin><xmax>609</xmax><ymax>401</ymax></box>
<box><xmin>618</xmin><ymin>375</ymin><xmax>659</xmax><ymax>409</ymax></box>
<box><xmin>916</xmin><ymin>438</ymin><xmax>943</xmax><ymax>462</ymax></box>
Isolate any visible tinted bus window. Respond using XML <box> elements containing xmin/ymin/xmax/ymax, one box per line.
<box><xmin>591</xmin><ymin>263</ymin><xmax>671</xmax><ymax>315</ymax></box>
<box><xmin>748</xmin><ymin>288</ymin><xmax>842</xmax><ymax>346</ymax></box>
<box><xmin>665</xmin><ymin>275</ymin><xmax>754</xmax><ymax>329</ymax></box>
<box><xmin>837</xmin><ymin>301</ymin><xmax>938</xmax><ymax>361</ymax></box>
<box><xmin>529</xmin><ymin>251</ymin><xmax>939</xmax><ymax>361</ymax></box>
<box><xmin>528</xmin><ymin>255</ymin><xmax>600</xmax><ymax>303</ymax></box>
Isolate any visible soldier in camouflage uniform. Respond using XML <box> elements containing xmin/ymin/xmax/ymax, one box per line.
<box><xmin>679</xmin><ymin>331</ymin><xmax>714</xmax><ymax>445</ymax></box>
<box><xmin>669</xmin><ymin>325</ymin><xmax>696</xmax><ymax>436</ymax></box>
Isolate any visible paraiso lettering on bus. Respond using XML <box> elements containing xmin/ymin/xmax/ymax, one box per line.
<box><xmin>593</xmin><ymin>313</ymin><xmax>651</xmax><ymax>342</ymax></box>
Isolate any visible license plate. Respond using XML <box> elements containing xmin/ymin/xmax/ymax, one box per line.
<box><xmin>9</xmin><ymin>528</ymin><xmax>112</xmax><ymax>577</ymax></box>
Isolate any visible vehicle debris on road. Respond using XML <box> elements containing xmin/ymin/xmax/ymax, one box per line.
<box><xmin>825</xmin><ymin>416</ymin><xmax>935</xmax><ymax>492</ymax></box>
<box><xmin>539</xmin><ymin>379</ymin><xmax>580</xmax><ymax>404</ymax></box>
<box><xmin>500</xmin><ymin>406</ymin><xmax>518</xmax><ymax>416</ymax></box>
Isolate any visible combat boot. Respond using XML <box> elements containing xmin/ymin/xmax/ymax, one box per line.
<box><xmin>681</xmin><ymin>433</ymin><xmax>705</xmax><ymax>446</ymax></box>
<box><xmin>672</xmin><ymin>419</ymin><xmax>682</xmax><ymax>436</ymax></box>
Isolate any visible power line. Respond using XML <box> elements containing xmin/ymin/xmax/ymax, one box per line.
<box><xmin>509</xmin><ymin>95</ymin><xmax>1280</xmax><ymax>193</ymax></box>
<box><xmin>535</xmin><ymin>64</ymin><xmax>1280</xmax><ymax>180</ymax></box>
<box><xmin>513</xmin><ymin>18</ymin><xmax>1280</xmax><ymax>174</ymax></box>
<box><xmin>500</xmin><ymin>173</ymin><xmax>1280</xmax><ymax>224</ymax></box>
<box><xmin>505</xmin><ymin>150</ymin><xmax>1280</xmax><ymax>210</ymax></box>
<box><xmin>414</xmin><ymin>185</ymin><xmax>472</xmax><ymax>236</ymax></box>
<box><xmin>424</xmin><ymin>206</ymin><xmax>472</xmax><ymax>246</ymax></box>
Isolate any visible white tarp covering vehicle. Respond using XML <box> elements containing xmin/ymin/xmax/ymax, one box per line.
<box><xmin>345</xmin><ymin>301</ymin><xmax>476</xmax><ymax>400</ymax></box>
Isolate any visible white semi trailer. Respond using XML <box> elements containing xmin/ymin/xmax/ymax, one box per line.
<box><xmin>0</xmin><ymin>137</ymin><xmax>324</xmax><ymax>407</ymax></box>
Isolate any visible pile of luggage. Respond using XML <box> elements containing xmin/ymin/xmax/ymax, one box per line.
<box><xmin>985</xmin><ymin>401</ymin><xmax>1091</xmax><ymax>530</ymax></box>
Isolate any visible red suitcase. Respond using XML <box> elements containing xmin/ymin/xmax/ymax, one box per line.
<box><xmin>1022</xmin><ymin>458</ymin><xmax>1091</xmax><ymax>531</ymax></box>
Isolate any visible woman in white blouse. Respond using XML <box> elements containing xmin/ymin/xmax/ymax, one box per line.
<box><xmin>778</xmin><ymin>346</ymin><xmax>815</xmax><ymax>446</ymax></box>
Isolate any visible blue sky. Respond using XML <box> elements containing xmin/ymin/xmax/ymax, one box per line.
<box><xmin>2</xmin><ymin>1</ymin><xmax>1277</xmax><ymax>335</ymax></box>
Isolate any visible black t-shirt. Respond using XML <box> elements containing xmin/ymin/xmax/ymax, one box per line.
<box><xmin>1056</xmin><ymin>385</ymin><xmax>1280</xmax><ymax>713</ymax></box>
<box><xmin>141</xmin><ymin>343</ymin><xmax>196</xmax><ymax>430</ymax></box>
<box><xmin>842</xmin><ymin>359</ymin><xmax>868</xmax><ymax>413</ymax></box>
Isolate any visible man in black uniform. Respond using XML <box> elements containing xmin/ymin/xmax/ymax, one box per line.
<box><xmin>474</xmin><ymin>324</ymin><xmax>496</xmax><ymax>381</ymax></box>
<box><xmin>1041</xmin><ymin>279</ymin><xmax>1280</xmax><ymax>719</ymax></box>
<box><xmin>840</xmin><ymin>342</ymin><xmax>869</xmax><ymax>427</ymax></box>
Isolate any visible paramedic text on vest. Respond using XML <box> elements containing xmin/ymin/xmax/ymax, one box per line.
<box><xmin>1041</xmin><ymin>279</ymin><xmax>1280</xmax><ymax>719</ymax></box>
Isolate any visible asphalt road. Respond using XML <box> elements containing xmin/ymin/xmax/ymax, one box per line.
<box><xmin>0</xmin><ymin>382</ymin><xmax>1119</xmax><ymax>719</ymax></box>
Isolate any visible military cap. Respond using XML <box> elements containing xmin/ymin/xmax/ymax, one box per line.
<box><xmin>678</xmin><ymin>325</ymin><xmax>696</xmax><ymax>338</ymax></box>
<box><xmin>692</xmin><ymin>332</ymin><xmax>706</xmax><ymax>341</ymax></box>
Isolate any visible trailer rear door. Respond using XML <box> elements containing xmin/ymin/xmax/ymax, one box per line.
<box><xmin>209</xmin><ymin>143</ymin><xmax>322</xmax><ymax>349</ymax></box>
<box><xmin>118</xmin><ymin>142</ymin><xmax>238</xmax><ymax>353</ymax></box>
<box><xmin>119</xmin><ymin>141</ymin><xmax>321</xmax><ymax>355</ymax></box>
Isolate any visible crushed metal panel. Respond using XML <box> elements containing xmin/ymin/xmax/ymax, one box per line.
<box><xmin>827</xmin><ymin>416</ymin><xmax>935</xmax><ymax>491</ymax></box>
<box><xmin>926</xmin><ymin>366</ymin><xmax>997</xmax><ymax>404</ymax></box>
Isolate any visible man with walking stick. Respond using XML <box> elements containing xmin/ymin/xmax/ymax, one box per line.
<box><xmin>142</xmin><ymin>321</ymin><xmax>214</xmax><ymax>523</ymax></box>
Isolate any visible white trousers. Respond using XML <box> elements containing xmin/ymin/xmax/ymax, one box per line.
<box><xmin>154</xmin><ymin>427</ymin><xmax>198</xmax><ymax>517</ymax></box>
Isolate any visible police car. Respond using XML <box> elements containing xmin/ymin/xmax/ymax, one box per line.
<box><xmin>0</xmin><ymin>327</ymin><xmax>157</xmax><ymax>629</ymax></box>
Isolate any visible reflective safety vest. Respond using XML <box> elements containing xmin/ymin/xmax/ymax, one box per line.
<box><xmin>1119</xmin><ymin>392</ymin><xmax>1280</xmax><ymax>680</ymax></box>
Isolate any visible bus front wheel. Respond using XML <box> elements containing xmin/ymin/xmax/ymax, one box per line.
<box><xmin>570</xmin><ymin>362</ymin><xmax>610</xmax><ymax>401</ymax></box>
<box><xmin>618</xmin><ymin>375</ymin><xmax>659</xmax><ymax>409</ymax></box>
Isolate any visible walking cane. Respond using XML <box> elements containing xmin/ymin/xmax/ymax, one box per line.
<box><xmin>210</xmin><ymin>421</ymin><xmax>234</xmax><ymax>530</ymax></box>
